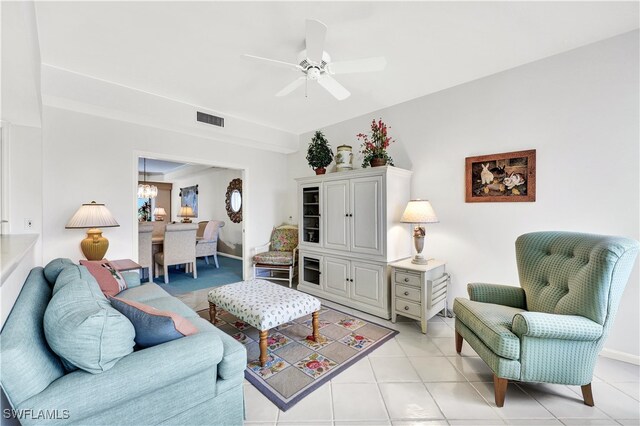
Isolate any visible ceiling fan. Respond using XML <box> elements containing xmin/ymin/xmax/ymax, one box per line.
<box><xmin>242</xmin><ymin>19</ymin><xmax>387</xmax><ymax>101</ymax></box>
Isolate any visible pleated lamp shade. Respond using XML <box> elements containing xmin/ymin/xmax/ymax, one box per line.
<box><xmin>65</xmin><ymin>201</ymin><xmax>120</xmax><ymax>229</ymax></box>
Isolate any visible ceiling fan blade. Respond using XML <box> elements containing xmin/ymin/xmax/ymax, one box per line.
<box><xmin>241</xmin><ymin>54</ymin><xmax>301</xmax><ymax>71</ymax></box>
<box><xmin>276</xmin><ymin>77</ymin><xmax>306</xmax><ymax>97</ymax></box>
<box><xmin>328</xmin><ymin>56</ymin><xmax>387</xmax><ymax>75</ymax></box>
<box><xmin>305</xmin><ymin>19</ymin><xmax>327</xmax><ymax>64</ymax></box>
<box><xmin>317</xmin><ymin>74</ymin><xmax>350</xmax><ymax>100</ymax></box>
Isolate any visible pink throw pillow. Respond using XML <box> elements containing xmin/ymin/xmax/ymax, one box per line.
<box><xmin>80</xmin><ymin>260</ymin><xmax>127</xmax><ymax>297</ymax></box>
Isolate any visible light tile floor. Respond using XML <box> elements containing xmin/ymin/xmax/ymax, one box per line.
<box><xmin>242</xmin><ymin>298</ymin><xmax>640</xmax><ymax>426</ymax></box>
<box><xmin>181</xmin><ymin>290</ymin><xmax>640</xmax><ymax>426</ymax></box>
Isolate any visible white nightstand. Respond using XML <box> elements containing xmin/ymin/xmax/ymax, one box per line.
<box><xmin>390</xmin><ymin>258</ymin><xmax>449</xmax><ymax>334</ymax></box>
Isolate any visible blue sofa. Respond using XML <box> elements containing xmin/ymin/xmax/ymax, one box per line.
<box><xmin>0</xmin><ymin>262</ymin><xmax>246</xmax><ymax>425</ymax></box>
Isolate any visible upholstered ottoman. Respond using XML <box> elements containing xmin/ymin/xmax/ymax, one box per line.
<box><xmin>208</xmin><ymin>279</ymin><xmax>322</xmax><ymax>366</ymax></box>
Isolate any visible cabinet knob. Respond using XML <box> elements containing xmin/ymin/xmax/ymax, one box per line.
<box><xmin>349</xmin><ymin>213</ymin><xmax>353</xmax><ymax>217</ymax></box>
<box><xmin>350</xmin><ymin>279</ymin><xmax>354</xmax><ymax>282</ymax></box>
<box><xmin>404</xmin><ymin>306</ymin><xmax>410</xmax><ymax>311</ymax></box>
<box><xmin>404</xmin><ymin>291</ymin><xmax>409</xmax><ymax>296</ymax></box>
<box><xmin>404</xmin><ymin>277</ymin><xmax>409</xmax><ymax>282</ymax></box>
<box><xmin>345</xmin><ymin>214</ymin><xmax>349</xmax><ymax>217</ymax></box>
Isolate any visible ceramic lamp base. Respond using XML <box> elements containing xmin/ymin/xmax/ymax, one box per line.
<box><xmin>411</xmin><ymin>227</ymin><xmax>428</xmax><ymax>264</ymax></box>
<box><xmin>81</xmin><ymin>228</ymin><xmax>109</xmax><ymax>260</ymax></box>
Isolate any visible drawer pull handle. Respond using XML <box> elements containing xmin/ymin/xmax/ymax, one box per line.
<box><xmin>404</xmin><ymin>291</ymin><xmax>409</xmax><ymax>296</ymax></box>
<box><xmin>404</xmin><ymin>306</ymin><xmax>409</xmax><ymax>311</ymax></box>
<box><xmin>404</xmin><ymin>278</ymin><xmax>409</xmax><ymax>282</ymax></box>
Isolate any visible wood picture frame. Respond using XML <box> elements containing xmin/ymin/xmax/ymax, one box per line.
<box><xmin>465</xmin><ymin>149</ymin><xmax>536</xmax><ymax>203</ymax></box>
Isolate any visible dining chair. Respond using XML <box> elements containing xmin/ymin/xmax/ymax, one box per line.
<box><xmin>137</xmin><ymin>222</ymin><xmax>153</xmax><ymax>282</ymax></box>
<box><xmin>154</xmin><ymin>223</ymin><xmax>198</xmax><ymax>284</ymax></box>
<box><xmin>196</xmin><ymin>220</ymin><xmax>225</xmax><ymax>267</ymax></box>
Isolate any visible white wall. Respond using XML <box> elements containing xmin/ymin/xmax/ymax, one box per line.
<box><xmin>41</xmin><ymin>106</ymin><xmax>290</xmax><ymax>279</ymax></box>
<box><xmin>287</xmin><ymin>31</ymin><xmax>640</xmax><ymax>358</ymax></box>
<box><xmin>170</xmin><ymin>167</ymin><xmax>243</xmax><ymax>257</ymax></box>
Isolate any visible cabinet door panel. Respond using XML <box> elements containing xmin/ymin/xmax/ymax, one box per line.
<box><xmin>350</xmin><ymin>261</ymin><xmax>385</xmax><ymax>308</ymax></box>
<box><xmin>324</xmin><ymin>257</ymin><xmax>350</xmax><ymax>297</ymax></box>
<box><xmin>324</xmin><ymin>180</ymin><xmax>350</xmax><ymax>251</ymax></box>
<box><xmin>350</xmin><ymin>176</ymin><xmax>383</xmax><ymax>256</ymax></box>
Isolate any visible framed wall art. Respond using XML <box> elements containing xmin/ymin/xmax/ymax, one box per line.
<box><xmin>180</xmin><ymin>185</ymin><xmax>199</xmax><ymax>216</ymax></box>
<box><xmin>465</xmin><ymin>149</ymin><xmax>536</xmax><ymax>203</ymax></box>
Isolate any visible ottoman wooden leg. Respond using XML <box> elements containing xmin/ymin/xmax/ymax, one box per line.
<box><xmin>306</xmin><ymin>311</ymin><xmax>320</xmax><ymax>342</ymax></box>
<box><xmin>209</xmin><ymin>302</ymin><xmax>217</xmax><ymax>324</ymax></box>
<box><xmin>259</xmin><ymin>330</ymin><xmax>269</xmax><ymax>367</ymax></box>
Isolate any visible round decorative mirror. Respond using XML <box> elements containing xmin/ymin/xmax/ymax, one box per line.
<box><xmin>225</xmin><ymin>178</ymin><xmax>243</xmax><ymax>223</ymax></box>
<box><xmin>230</xmin><ymin>190</ymin><xmax>242</xmax><ymax>212</ymax></box>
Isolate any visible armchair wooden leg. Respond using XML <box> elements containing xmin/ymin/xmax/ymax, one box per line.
<box><xmin>204</xmin><ymin>256</ymin><xmax>209</xmax><ymax>265</ymax></box>
<box><xmin>164</xmin><ymin>265</ymin><xmax>169</xmax><ymax>284</ymax></box>
<box><xmin>455</xmin><ymin>330</ymin><xmax>463</xmax><ymax>354</ymax></box>
<box><xmin>214</xmin><ymin>254</ymin><xmax>219</xmax><ymax>268</ymax></box>
<box><xmin>193</xmin><ymin>261</ymin><xmax>197</xmax><ymax>279</ymax></box>
<box><xmin>493</xmin><ymin>374</ymin><xmax>508</xmax><ymax>407</ymax></box>
<box><xmin>581</xmin><ymin>383</ymin><xmax>594</xmax><ymax>407</ymax></box>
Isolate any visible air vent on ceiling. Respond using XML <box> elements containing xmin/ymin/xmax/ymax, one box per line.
<box><xmin>197</xmin><ymin>111</ymin><xmax>224</xmax><ymax>128</ymax></box>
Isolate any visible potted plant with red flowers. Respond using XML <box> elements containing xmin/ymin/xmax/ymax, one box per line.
<box><xmin>358</xmin><ymin>118</ymin><xmax>395</xmax><ymax>168</ymax></box>
<box><xmin>306</xmin><ymin>130</ymin><xmax>334</xmax><ymax>175</ymax></box>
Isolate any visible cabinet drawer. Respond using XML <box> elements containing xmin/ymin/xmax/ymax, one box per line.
<box><xmin>395</xmin><ymin>299</ymin><xmax>421</xmax><ymax>317</ymax></box>
<box><xmin>395</xmin><ymin>271</ymin><xmax>420</xmax><ymax>287</ymax></box>
<box><xmin>396</xmin><ymin>284</ymin><xmax>421</xmax><ymax>303</ymax></box>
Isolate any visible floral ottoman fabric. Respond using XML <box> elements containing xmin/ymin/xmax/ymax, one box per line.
<box><xmin>208</xmin><ymin>279</ymin><xmax>321</xmax><ymax>330</ymax></box>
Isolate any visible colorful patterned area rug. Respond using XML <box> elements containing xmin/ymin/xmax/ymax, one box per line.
<box><xmin>197</xmin><ymin>305</ymin><xmax>398</xmax><ymax>411</ymax></box>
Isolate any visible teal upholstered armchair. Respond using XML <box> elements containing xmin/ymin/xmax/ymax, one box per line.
<box><xmin>453</xmin><ymin>231</ymin><xmax>639</xmax><ymax>407</ymax></box>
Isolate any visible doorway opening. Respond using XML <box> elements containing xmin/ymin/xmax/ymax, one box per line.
<box><xmin>134</xmin><ymin>154</ymin><xmax>245</xmax><ymax>299</ymax></box>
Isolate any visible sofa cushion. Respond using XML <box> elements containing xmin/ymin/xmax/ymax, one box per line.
<box><xmin>110</xmin><ymin>297</ymin><xmax>198</xmax><ymax>348</ymax></box>
<box><xmin>253</xmin><ymin>251</ymin><xmax>294</xmax><ymax>266</ymax></box>
<box><xmin>44</xmin><ymin>278</ymin><xmax>135</xmax><ymax>374</ymax></box>
<box><xmin>43</xmin><ymin>258</ymin><xmax>75</xmax><ymax>286</ymax></box>
<box><xmin>80</xmin><ymin>260</ymin><xmax>128</xmax><ymax>297</ymax></box>
<box><xmin>453</xmin><ymin>298</ymin><xmax>524</xmax><ymax>360</ymax></box>
<box><xmin>53</xmin><ymin>264</ymin><xmax>94</xmax><ymax>296</ymax></box>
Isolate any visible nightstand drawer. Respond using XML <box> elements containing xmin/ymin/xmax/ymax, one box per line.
<box><xmin>395</xmin><ymin>271</ymin><xmax>420</xmax><ymax>287</ymax></box>
<box><xmin>396</xmin><ymin>284</ymin><xmax>421</xmax><ymax>303</ymax></box>
<box><xmin>395</xmin><ymin>299</ymin><xmax>421</xmax><ymax>317</ymax></box>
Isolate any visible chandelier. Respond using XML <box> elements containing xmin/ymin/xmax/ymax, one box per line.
<box><xmin>137</xmin><ymin>158</ymin><xmax>158</xmax><ymax>199</ymax></box>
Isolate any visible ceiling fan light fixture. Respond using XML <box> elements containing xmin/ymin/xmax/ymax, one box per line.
<box><xmin>307</xmin><ymin>67</ymin><xmax>321</xmax><ymax>81</ymax></box>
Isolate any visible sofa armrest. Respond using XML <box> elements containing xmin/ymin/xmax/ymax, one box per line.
<box><xmin>512</xmin><ymin>312</ymin><xmax>603</xmax><ymax>341</ymax></box>
<box><xmin>121</xmin><ymin>271</ymin><xmax>141</xmax><ymax>288</ymax></box>
<box><xmin>18</xmin><ymin>332</ymin><xmax>223</xmax><ymax>418</ymax></box>
<box><xmin>467</xmin><ymin>283</ymin><xmax>526</xmax><ymax>309</ymax></box>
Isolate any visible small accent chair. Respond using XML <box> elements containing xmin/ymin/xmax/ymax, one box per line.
<box><xmin>252</xmin><ymin>225</ymin><xmax>299</xmax><ymax>287</ymax></box>
<box><xmin>453</xmin><ymin>231</ymin><xmax>639</xmax><ymax>408</ymax></box>
<box><xmin>154</xmin><ymin>223</ymin><xmax>198</xmax><ymax>284</ymax></box>
<box><xmin>138</xmin><ymin>222</ymin><xmax>153</xmax><ymax>282</ymax></box>
<box><xmin>196</xmin><ymin>220</ymin><xmax>225</xmax><ymax>268</ymax></box>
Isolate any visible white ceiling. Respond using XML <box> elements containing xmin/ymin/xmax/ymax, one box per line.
<box><xmin>34</xmin><ymin>2</ymin><xmax>639</xmax><ymax>135</ymax></box>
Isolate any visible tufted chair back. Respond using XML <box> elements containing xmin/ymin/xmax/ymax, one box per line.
<box><xmin>516</xmin><ymin>231</ymin><xmax>639</xmax><ymax>325</ymax></box>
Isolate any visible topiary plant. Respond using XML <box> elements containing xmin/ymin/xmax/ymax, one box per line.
<box><xmin>306</xmin><ymin>131</ymin><xmax>334</xmax><ymax>174</ymax></box>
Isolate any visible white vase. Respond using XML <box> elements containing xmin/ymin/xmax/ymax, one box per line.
<box><xmin>336</xmin><ymin>145</ymin><xmax>353</xmax><ymax>171</ymax></box>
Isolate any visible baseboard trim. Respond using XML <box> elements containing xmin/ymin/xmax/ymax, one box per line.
<box><xmin>600</xmin><ymin>348</ymin><xmax>640</xmax><ymax>365</ymax></box>
<box><xmin>217</xmin><ymin>252</ymin><xmax>242</xmax><ymax>261</ymax></box>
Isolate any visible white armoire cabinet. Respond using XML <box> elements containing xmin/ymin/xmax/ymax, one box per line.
<box><xmin>297</xmin><ymin>166</ymin><xmax>412</xmax><ymax>319</ymax></box>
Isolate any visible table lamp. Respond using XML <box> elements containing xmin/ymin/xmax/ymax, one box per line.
<box><xmin>65</xmin><ymin>201</ymin><xmax>120</xmax><ymax>260</ymax></box>
<box><xmin>400</xmin><ymin>199</ymin><xmax>439</xmax><ymax>264</ymax></box>
<box><xmin>153</xmin><ymin>207</ymin><xmax>167</xmax><ymax>221</ymax></box>
<box><xmin>178</xmin><ymin>206</ymin><xmax>195</xmax><ymax>223</ymax></box>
